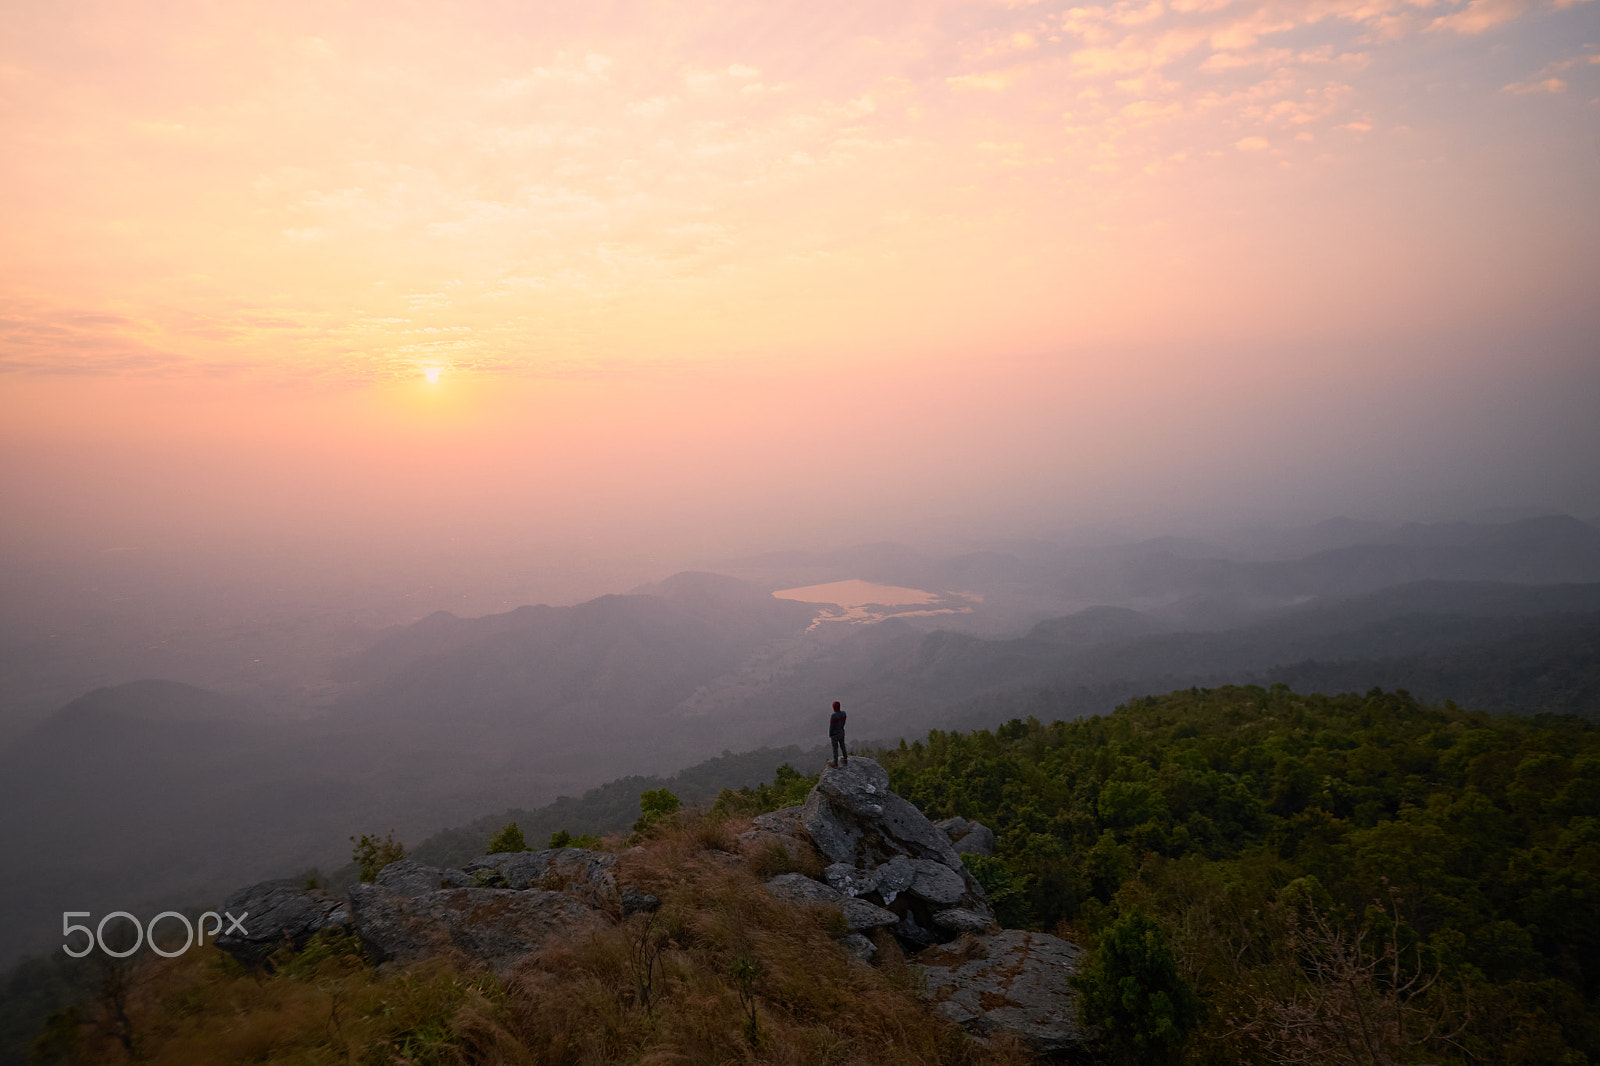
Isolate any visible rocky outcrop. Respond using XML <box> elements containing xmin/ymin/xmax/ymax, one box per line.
<box><xmin>918</xmin><ymin>930</ymin><xmax>1089</xmax><ymax>1054</ymax></box>
<box><xmin>765</xmin><ymin>872</ymin><xmax>899</xmax><ymax>932</ymax></box>
<box><xmin>802</xmin><ymin>758</ymin><xmax>965</xmax><ymax>869</ymax></box>
<box><xmin>793</xmin><ymin>757</ymin><xmax>994</xmax><ymax>946</ymax></box>
<box><xmin>935</xmin><ymin>816</ymin><xmax>997</xmax><ymax>856</ymax></box>
<box><xmin>215</xmin><ymin>848</ymin><xmax>622</xmax><ymax>974</ymax></box>
<box><xmin>348</xmin><ymin>882</ymin><xmax>602</xmax><ymax>973</ymax></box>
<box><xmin>214</xmin><ymin>761</ymin><xmax>1084</xmax><ymax>1053</ymax></box>
<box><xmin>463</xmin><ymin>847</ymin><xmax>618</xmax><ymax>901</ymax></box>
<box><xmin>374</xmin><ymin>858</ymin><xmax>475</xmax><ymax>896</ymax></box>
<box><xmin>734</xmin><ymin>805</ymin><xmax>812</xmax><ymax>863</ymax></box>
<box><xmin>214</xmin><ymin>878</ymin><xmax>348</xmax><ymax>968</ymax></box>
<box><xmin>748</xmin><ymin>756</ymin><xmax>1086</xmax><ymax>1053</ymax></box>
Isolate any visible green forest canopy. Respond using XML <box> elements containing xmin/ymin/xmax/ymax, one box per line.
<box><xmin>872</xmin><ymin>685</ymin><xmax>1599</xmax><ymax>1064</ymax></box>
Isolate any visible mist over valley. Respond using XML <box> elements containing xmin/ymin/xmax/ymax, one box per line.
<box><xmin>3</xmin><ymin>510</ymin><xmax>1597</xmax><ymax>968</ymax></box>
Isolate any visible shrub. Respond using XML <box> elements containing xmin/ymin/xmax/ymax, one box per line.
<box><xmin>961</xmin><ymin>853</ymin><xmax>1034</xmax><ymax>929</ymax></box>
<box><xmin>349</xmin><ymin>832</ymin><xmax>405</xmax><ymax>882</ymax></box>
<box><xmin>1075</xmin><ymin>908</ymin><xmax>1199</xmax><ymax>1063</ymax></box>
<box><xmin>631</xmin><ymin>788</ymin><xmax>681</xmax><ymax>837</ymax></box>
<box><xmin>486</xmin><ymin>822</ymin><xmax>531</xmax><ymax>854</ymax></box>
<box><xmin>711</xmin><ymin>763</ymin><xmax>818</xmax><ymax>818</ymax></box>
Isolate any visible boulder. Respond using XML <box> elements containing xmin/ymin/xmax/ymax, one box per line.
<box><xmin>797</xmin><ymin>757</ymin><xmax>993</xmax><ymax>944</ymax></box>
<box><xmin>347</xmin><ymin>882</ymin><xmax>603</xmax><ymax>974</ymax></box>
<box><xmin>620</xmin><ymin>890</ymin><xmax>661</xmax><ymax>915</ymax></box>
<box><xmin>766</xmin><ymin>873</ymin><xmax>898</xmax><ymax>932</ymax></box>
<box><xmin>751</xmin><ymin>806</ymin><xmax>806</xmax><ymax>835</ymax></box>
<box><xmin>822</xmin><ymin>862</ymin><xmax>879</xmax><ymax>898</ymax></box>
<box><xmin>932</xmin><ymin>907</ymin><xmax>998</xmax><ymax>935</ymax></box>
<box><xmin>801</xmin><ymin>758</ymin><xmax>961</xmax><ymax>870</ymax></box>
<box><xmin>917</xmin><ymin>930</ymin><xmax>1088</xmax><ymax>1054</ymax></box>
<box><xmin>735</xmin><ymin>805</ymin><xmax>811</xmax><ymax>862</ymax></box>
<box><xmin>766</xmin><ymin>872</ymin><xmax>843</xmax><ymax>905</ymax></box>
<box><xmin>375</xmin><ymin>859</ymin><xmax>473</xmax><ymax>898</ymax></box>
<box><xmin>935</xmin><ymin>817</ymin><xmax>997</xmax><ymax>857</ymax></box>
<box><xmin>464</xmin><ymin>847</ymin><xmax>617</xmax><ymax>901</ymax></box>
<box><xmin>213</xmin><ymin>879</ymin><xmax>345</xmax><ymax>968</ymax></box>
<box><xmin>837</xmin><ymin>933</ymin><xmax>877</xmax><ymax>961</ymax></box>
<box><xmin>907</xmin><ymin>859</ymin><xmax>968</xmax><ymax>907</ymax></box>
<box><xmin>874</xmin><ymin>855</ymin><xmax>916</xmax><ymax>904</ymax></box>
<box><xmin>840</xmin><ymin>898</ymin><xmax>900</xmax><ymax>932</ymax></box>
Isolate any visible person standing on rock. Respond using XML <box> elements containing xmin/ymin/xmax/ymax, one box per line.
<box><xmin>829</xmin><ymin>700</ymin><xmax>848</xmax><ymax>767</ymax></box>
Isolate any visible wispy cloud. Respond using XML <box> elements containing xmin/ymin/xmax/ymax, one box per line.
<box><xmin>0</xmin><ymin>0</ymin><xmax>1590</xmax><ymax>387</ymax></box>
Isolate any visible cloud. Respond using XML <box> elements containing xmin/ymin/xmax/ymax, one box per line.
<box><xmin>0</xmin><ymin>302</ymin><xmax>188</xmax><ymax>377</ymax></box>
<box><xmin>1201</xmin><ymin>47</ymin><xmax>1295</xmax><ymax>69</ymax></box>
<box><xmin>1501</xmin><ymin>76</ymin><xmax>1567</xmax><ymax>93</ymax></box>
<box><xmin>1235</xmin><ymin>134</ymin><xmax>1271</xmax><ymax>150</ymax></box>
<box><xmin>947</xmin><ymin>69</ymin><xmax>1020</xmax><ymax>90</ymax></box>
<box><xmin>1429</xmin><ymin>0</ymin><xmax>1535</xmax><ymax>34</ymax></box>
<box><xmin>1500</xmin><ymin>50</ymin><xmax>1599</xmax><ymax>93</ymax></box>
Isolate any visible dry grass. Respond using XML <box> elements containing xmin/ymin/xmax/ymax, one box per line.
<box><xmin>51</xmin><ymin>814</ymin><xmax>1033</xmax><ymax>1066</ymax></box>
<box><xmin>502</xmin><ymin>815</ymin><xmax>1029</xmax><ymax>1065</ymax></box>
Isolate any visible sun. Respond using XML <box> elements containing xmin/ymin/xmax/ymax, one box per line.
<box><xmin>422</xmin><ymin>365</ymin><xmax>442</xmax><ymax>384</ymax></box>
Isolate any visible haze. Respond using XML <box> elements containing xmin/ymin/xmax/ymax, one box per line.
<box><xmin>3</xmin><ymin>0</ymin><xmax>1598</xmax><ymax>721</ymax></box>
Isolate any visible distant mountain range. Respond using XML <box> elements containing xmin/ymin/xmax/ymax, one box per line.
<box><xmin>2</xmin><ymin>515</ymin><xmax>1598</xmax><ymax>966</ymax></box>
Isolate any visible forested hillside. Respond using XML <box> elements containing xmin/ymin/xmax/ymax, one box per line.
<box><xmin>875</xmin><ymin>686</ymin><xmax>1599</xmax><ymax>1063</ymax></box>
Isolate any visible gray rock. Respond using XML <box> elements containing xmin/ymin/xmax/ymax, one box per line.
<box><xmin>765</xmin><ymin>872</ymin><xmax>842</xmax><ymax>905</ymax></box>
<box><xmin>822</xmin><ymin>862</ymin><xmax>879</xmax><ymax>898</ymax></box>
<box><xmin>874</xmin><ymin>856</ymin><xmax>916</xmax><ymax>905</ymax></box>
<box><xmin>375</xmin><ymin>859</ymin><xmax>460</xmax><ymax>898</ymax></box>
<box><xmin>737</xmin><ymin>805</ymin><xmax>813</xmax><ymax>862</ymax></box>
<box><xmin>840</xmin><ymin>898</ymin><xmax>899</xmax><ymax>932</ymax></box>
<box><xmin>918</xmin><ymin>930</ymin><xmax>1088</xmax><ymax>1054</ymax></box>
<box><xmin>802</xmin><ymin>758</ymin><xmax>962</xmax><ymax>870</ymax></box>
<box><xmin>751</xmin><ymin>806</ymin><xmax>806</xmax><ymax>834</ymax></box>
<box><xmin>796</xmin><ymin>757</ymin><xmax>995</xmax><ymax>943</ymax></box>
<box><xmin>767</xmin><ymin>872</ymin><xmax>894</xmax><ymax>931</ymax></box>
<box><xmin>464</xmin><ymin>847</ymin><xmax>617</xmax><ymax>899</ymax></box>
<box><xmin>838</xmin><ymin>933</ymin><xmax>877</xmax><ymax>961</ymax></box>
<box><xmin>932</xmin><ymin>908</ymin><xmax>997</xmax><ymax>934</ymax></box>
<box><xmin>347</xmin><ymin>882</ymin><xmax>603</xmax><ymax>974</ymax></box>
<box><xmin>936</xmin><ymin>817</ymin><xmax>997</xmax><ymax>856</ymax></box>
<box><xmin>620</xmin><ymin>891</ymin><xmax>660</xmax><ymax>915</ymax></box>
<box><xmin>907</xmin><ymin>859</ymin><xmax>968</xmax><ymax>907</ymax></box>
<box><xmin>440</xmin><ymin>868</ymin><xmax>476</xmax><ymax>889</ymax></box>
<box><xmin>894</xmin><ymin>913</ymin><xmax>941</xmax><ymax>949</ymax></box>
<box><xmin>213</xmin><ymin>879</ymin><xmax>344</xmax><ymax>968</ymax></box>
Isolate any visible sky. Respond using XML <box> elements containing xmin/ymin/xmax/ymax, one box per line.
<box><xmin>2</xmin><ymin>0</ymin><xmax>1598</xmax><ymax>596</ymax></box>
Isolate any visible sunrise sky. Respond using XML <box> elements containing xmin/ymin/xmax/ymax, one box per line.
<box><xmin>3</xmin><ymin>0</ymin><xmax>1597</xmax><ymax>584</ymax></box>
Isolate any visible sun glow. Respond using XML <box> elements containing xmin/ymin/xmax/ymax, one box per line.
<box><xmin>423</xmin><ymin>366</ymin><xmax>442</xmax><ymax>385</ymax></box>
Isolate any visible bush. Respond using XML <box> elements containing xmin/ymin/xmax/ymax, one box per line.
<box><xmin>349</xmin><ymin>832</ymin><xmax>405</xmax><ymax>882</ymax></box>
<box><xmin>631</xmin><ymin>788</ymin><xmax>681</xmax><ymax>837</ymax></box>
<box><xmin>1075</xmin><ymin>908</ymin><xmax>1199</xmax><ymax>1063</ymax></box>
<box><xmin>486</xmin><ymin>822</ymin><xmax>530</xmax><ymax>854</ymax></box>
<box><xmin>961</xmin><ymin>853</ymin><xmax>1034</xmax><ymax>929</ymax></box>
<box><xmin>711</xmin><ymin>763</ymin><xmax>817</xmax><ymax>818</ymax></box>
<box><xmin>547</xmin><ymin>829</ymin><xmax>602</xmax><ymax>849</ymax></box>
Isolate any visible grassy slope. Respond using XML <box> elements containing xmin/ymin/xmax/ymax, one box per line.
<box><xmin>42</xmin><ymin>816</ymin><xmax>1031</xmax><ymax>1066</ymax></box>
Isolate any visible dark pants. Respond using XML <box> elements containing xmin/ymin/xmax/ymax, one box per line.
<box><xmin>831</xmin><ymin>735</ymin><xmax>847</xmax><ymax>763</ymax></box>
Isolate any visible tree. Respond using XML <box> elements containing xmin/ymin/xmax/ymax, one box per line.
<box><xmin>486</xmin><ymin>822</ymin><xmax>530</xmax><ymax>854</ymax></box>
<box><xmin>632</xmin><ymin>788</ymin><xmax>681</xmax><ymax>836</ymax></box>
<box><xmin>1228</xmin><ymin>885</ymin><xmax>1470</xmax><ymax>1066</ymax></box>
<box><xmin>349</xmin><ymin>832</ymin><xmax>405</xmax><ymax>882</ymax></box>
<box><xmin>1076</xmin><ymin>908</ymin><xmax>1200</xmax><ymax>1063</ymax></box>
